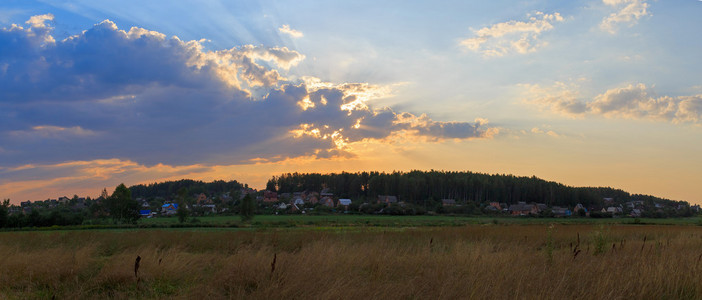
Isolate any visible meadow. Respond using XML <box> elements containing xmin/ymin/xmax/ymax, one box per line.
<box><xmin>140</xmin><ymin>214</ymin><xmax>702</xmax><ymax>228</ymax></box>
<box><xmin>3</xmin><ymin>219</ymin><xmax>702</xmax><ymax>299</ymax></box>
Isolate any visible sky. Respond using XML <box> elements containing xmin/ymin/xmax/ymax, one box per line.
<box><xmin>1</xmin><ymin>0</ymin><xmax>701</xmax><ymax>204</ymax></box>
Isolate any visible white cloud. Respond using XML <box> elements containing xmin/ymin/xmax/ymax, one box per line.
<box><xmin>460</xmin><ymin>11</ymin><xmax>564</xmax><ymax>57</ymax></box>
<box><xmin>600</xmin><ymin>0</ymin><xmax>650</xmax><ymax>34</ymax></box>
<box><xmin>278</xmin><ymin>24</ymin><xmax>303</xmax><ymax>38</ymax></box>
<box><xmin>26</xmin><ymin>13</ymin><xmax>54</xmax><ymax>29</ymax></box>
<box><xmin>525</xmin><ymin>83</ymin><xmax>702</xmax><ymax>124</ymax></box>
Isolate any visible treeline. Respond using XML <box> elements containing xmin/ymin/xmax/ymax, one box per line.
<box><xmin>267</xmin><ymin>170</ymin><xmax>683</xmax><ymax>208</ymax></box>
<box><xmin>129</xmin><ymin>179</ymin><xmax>246</xmax><ymax>200</ymax></box>
<box><xmin>0</xmin><ymin>199</ymin><xmax>85</xmax><ymax>228</ymax></box>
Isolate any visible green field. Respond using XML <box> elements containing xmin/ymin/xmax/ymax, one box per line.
<box><xmin>139</xmin><ymin>214</ymin><xmax>702</xmax><ymax>228</ymax></box>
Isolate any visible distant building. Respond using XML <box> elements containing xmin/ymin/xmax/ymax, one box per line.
<box><xmin>630</xmin><ymin>209</ymin><xmax>643</xmax><ymax>217</ymax></box>
<box><xmin>551</xmin><ymin>206</ymin><xmax>571</xmax><ymax>217</ymax></box>
<box><xmin>508</xmin><ymin>202</ymin><xmax>545</xmax><ymax>216</ymax></box>
<box><xmin>488</xmin><ymin>202</ymin><xmax>502</xmax><ymax>210</ymax></box>
<box><xmin>321</xmin><ymin>196</ymin><xmax>335</xmax><ymax>207</ymax></box>
<box><xmin>161</xmin><ymin>203</ymin><xmax>179</xmax><ymax>215</ymax></box>
<box><xmin>377</xmin><ymin>195</ymin><xmax>398</xmax><ymax>205</ymax></box>
<box><xmin>442</xmin><ymin>199</ymin><xmax>456</xmax><ymax>207</ymax></box>
<box><xmin>196</xmin><ymin>193</ymin><xmax>212</xmax><ymax>205</ymax></box>
<box><xmin>320</xmin><ymin>188</ymin><xmax>334</xmax><ymax>198</ymax></box>
<box><xmin>263</xmin><ymin>191</ymin><xmax>278</xmax><ymax>203</ymax></box>
<box><xmin>338</xmin><ymin>199</ymin><xmax>352</xmax><ymax>210</ymax></box>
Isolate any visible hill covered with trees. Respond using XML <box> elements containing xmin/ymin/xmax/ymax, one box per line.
<box><xmin>266</xmin><ymin>170</ymin><xmax>686</xmax><ymax>210</ymax></box>
<box><xmin>128</xmin><ymin>179</ymin><xmax>246</xmax><ymax>200</ymax></box>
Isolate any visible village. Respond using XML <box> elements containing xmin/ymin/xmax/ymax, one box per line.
<box><xmin>8</xmin><ymin>187</ymin><xmax>699</xmax><ymax>222</ymax></box>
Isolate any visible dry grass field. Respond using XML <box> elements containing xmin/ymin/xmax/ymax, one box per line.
<box><xmin>2</xmin><ymin>224</ymin><xmax>702</xmax><ymax>299</ymax></box>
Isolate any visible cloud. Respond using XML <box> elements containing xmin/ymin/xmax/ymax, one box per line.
<box><xmin>530</xmin><ymin>127</ymin><xmax>560</xmax><ymax>138</ymax></box>
<box><xmin>0</xmin><ymin>15</ymin><xmax>495</xmax><ymax>169</ymax></box>
<box><xmin>278</xmin><ymin>24</ymin><xmax>303</xmax><ymax>38</ymax></box>
<box><xmin>521</xmin><ymin>82</ymin><xmax>588</xmax><ymax>117</ymax></box>
<box><xmin>524</xmin><ymin>83</ymin><xmax>702</xmax><ymax>124</ymax></box>
<box><xmin>600</xmin><ymin>0</ymin><xmax>650</xmax><ymax>33</ymax></box>
<box><xmin>460</xmin><ymin>11</ymin><xmax>564</xmax><ymax>57</ymax></box>
<box><xmin>10</xmin><ymin>125</ymin><xmax>98</xmax><ymax>140</ymax></box>
<box><xmin>0</xmin><ymin>158</ymin><xmax>214</xmax><ymax>201</ymax></box>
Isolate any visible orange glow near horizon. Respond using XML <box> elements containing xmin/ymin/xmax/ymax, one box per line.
<box><xmin>2</xmin><ymin>136</ymin><xmax>700</xmax><ymax>205</ymax></box>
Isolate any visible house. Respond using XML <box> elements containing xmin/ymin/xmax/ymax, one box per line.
<box><xmin>305</xmin><ymin>192</ymin><xmax>320</xmax><ymax>204</ymax></box>
<box><xmin>292</xmin><ymin>197</ymin><xmax>305</xmax><ymax>207</ymax></box>
<box><xmin>606</xmin><ymin>206</ymin><xmax>623</xmax><ymax>215</ymax></box>
<box><xmin>196</xmin><ymin>193</ymin><xmax>212</xmax><ymax>205</ymax></box>
<box><xmin>277</xmin><ymin>203</ymin><xmax>288</xmax><ymax>210</ymax></box>
<box><xmin>239</xmin><ymin>188</ymin><xmax>256</xmax><ymax>199</ymax></box>
<box><xmin>263</xmin><ymin>190</ymin><xmax>278</xmax><ymax>203</ymax></box>
<box><xmin>626</xmin><ymin>201</ymin><xmax>645</xmax><ymax>209</ymax></box>
<box><xmin>488</xmin><ymin>202</ymin><xmax>502</xmax><ymax>210</ymax></box>
<box><xmin>508</xmin><ymin>202</ymin><xmax>533</xmax><ymax>216</ymax></box>
<box><xmin>377</xmin><ymin>195</ymin><xmax>398</xmax><ymax>205</ymax></box>
<box><xmin>630</xmin><ymin>209</ymin><xmax>643</xmax><ymax>217</ymax></box>
<box><xmin>508</xmin><ymin>202</ymin><xmax>544</xmax><ymax>216</ymax></box>
<box><xmin>71</xmin><ymin>202</ymin><xmax>87</xmax><ymax>211</ymax></box>
<box><xmin>200</xmin><ymin>204</ymin><xmax>217</xmax><ymax>214</ymax></box>
<box><xmin>551</xmin><ymin>206</ymin><xmax>571</xmax><ymax>217</ymax></box>
<box><xmin>139</xmin><ymin>199</ymin><xmax>151</xmax><ymax>208</ymax></box>
<box><xmin>536</xmin><ymin>203</ymin><xmax>548</xmax><ymax>212</ymax></box>
<box><xmin>161</xmin><ymin>203</ymin><xmax>179</xmax><ymax>215</ymax></box>
<box><xmin>321</xmin><ymin>196</ymin><xmax>335</xmax><ymax>207</ymax></box>
<box><xmin>139</xmin><ymin>210</ymin><xmax>153</xmax><ymax>218</ymax></box>
<box><xmin>442</xmin><ymin>199</ymin><xmax>456</xmax><ymax>207</ymax></box>
<box><xmin>320</xmin><ymin>188</ymin><xmax>333</xmax><ymax>198</ymax></box>
<box><xmin>338</xmin><ymin>199</ymin><xmax>352</xmax><ymax>210</ymax></box>
<box><xmin>573</xmin><ymin>203</ymin><xmax>588</xmax><ymax>215</ymax></box>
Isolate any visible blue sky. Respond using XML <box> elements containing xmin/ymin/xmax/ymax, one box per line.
<box><xmin>1</xmin><ymin>0</ymin><xmax>701</xmax><ymax>204</ymax></box>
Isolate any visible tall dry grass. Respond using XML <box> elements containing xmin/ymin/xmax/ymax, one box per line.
<box><xmin>1</xmin><ymin>225</ymin><xmax>702</xmax><ymax>299</ymax></box>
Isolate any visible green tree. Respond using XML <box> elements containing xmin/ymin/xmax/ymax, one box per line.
<box><xmin>106</xmin><ymin>183</ymin><xmax>140</xmax><ymax>224</ymax></box>
<box><xmin>240</xmin><ymin>193</ymin><xmax>255</xmax><ymax>222</ymax></box>
<box><xmin>176</xmin><ymin>204</ymin><xmax>189</xmax><ymax>223</ymax></box>
<box><xmin>0</xmin><ymin>199</ymin><xmax>9</xmax><ymax>228</ymax></box>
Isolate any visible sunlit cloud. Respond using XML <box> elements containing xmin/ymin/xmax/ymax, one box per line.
<box><xmin>600</xmin><ymin>0</ymin><xmax>650</xmax><ymax>34</ymax></box>
<box><xmin>521</xmin><ymin>82</ymin><xmax>588</xmax><ymax>118</ymax></box>
<box><xmin>524</xmin><ymin>83</ymin><xmax>702</xmax><ymax>124</ymax></box>
<box><xmin>0</xmin><ymin>158</ymin><xmax>215</xmax><ymax>201</ymax></box>
<box><xmin>460</xmin><ymin>11</ymin><xmax>564</xmax><ymax>57</ymax></box>
<box><xmin>0</xmin><ymin>15</ymin><xmax>495</xmax><ymax>171</ymax></box>
<box><xmin>530</xmin><ymin>127</ymin><xmax>560</xmax><ymax>138</ymax></box>
<box><xmin>278</xmin><ymin>24</ymin><xmax>303</xmax><ymax>38</ymax></box>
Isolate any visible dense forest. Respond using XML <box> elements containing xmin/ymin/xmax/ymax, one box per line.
<box><xmin>266</xmin><ymin>170</ymin><xmax>684</xmax><ymax>209</ymax></box>
<box><xmin>129</xmin><ymin>179</ymin><xmax>246</xmax><ymax>200</ymax></box>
